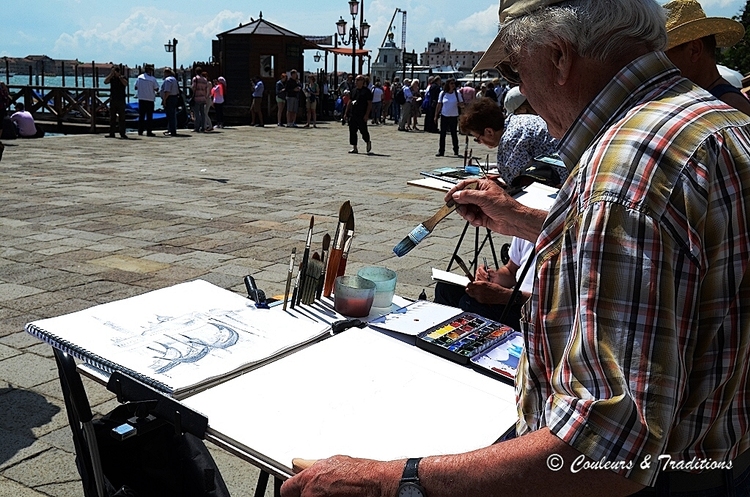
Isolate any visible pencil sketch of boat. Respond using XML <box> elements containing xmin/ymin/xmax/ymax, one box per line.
<box><xmin>148</xmin><ymin>318</ymin><xmax>241</xmax><ymax>373</ymax></box>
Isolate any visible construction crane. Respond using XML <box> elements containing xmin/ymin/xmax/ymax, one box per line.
<box><xmin>379</xmin><ymin>8</ymin><xmax>407</xmax><ymax>50</ymax></box>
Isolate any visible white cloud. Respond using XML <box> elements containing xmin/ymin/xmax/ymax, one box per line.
<box><xmin>51</xmin><ymin>8</ymin><xmax>250</xmax><ymax>66</ymax></box>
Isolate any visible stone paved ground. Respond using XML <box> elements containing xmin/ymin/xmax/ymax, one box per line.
<box><xmin>0</xmin><ymin>119</ymin><xmax>510</xmax><ymax>496</ymax></box>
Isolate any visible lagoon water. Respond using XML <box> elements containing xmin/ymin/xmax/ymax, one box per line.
<box><xmin>3</xmin><ymin>74</ymin><xmax>163</xmax><ymax>97</ymax></box>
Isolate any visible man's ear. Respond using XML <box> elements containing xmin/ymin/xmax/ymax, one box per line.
<box><xmin>688</xmin><ymin>39</ymin><xmax>704</xmax><ymax>63</ymax></box>
<box><xmin>550</xmin><ymin>38</ymin><xmax>575</xmax><ymax>86</ymax></box>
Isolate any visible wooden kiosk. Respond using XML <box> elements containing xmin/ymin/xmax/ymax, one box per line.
<box><xmin>212</xmin><ymin>14</ymin><xmax>323</xmax><ymax>125</ymax></box>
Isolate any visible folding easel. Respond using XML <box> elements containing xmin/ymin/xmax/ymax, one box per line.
<box><xmin>446</xmin><ymin>222</ymin><xmax>500</xmax><ymax>273</ymax></box>
<box><xmin>53</xmin><ymin>348</ymin><xmax>231</xmax><ymax>497</ymax></box>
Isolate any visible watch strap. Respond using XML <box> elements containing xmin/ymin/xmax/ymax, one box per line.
<box><xmin>401</xmin><ymin>457</ymin><xmax>422</xmax><ymax>484</ymax></box>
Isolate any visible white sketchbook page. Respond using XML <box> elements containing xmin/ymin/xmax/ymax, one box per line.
<box><xmin>368</xmin><ymin>299</ymin><xmax>463</xmax><ymax>336</ymax></box>
<box><xmin>27</xmin><ymin>280</ymin><xmax>332</xmax><ymax>396</ymax></box>
<box><xmin>182</xmin><ymin>327</ymin><xmax>518</xmax><ymax>477</ymax></box>
<box><xmin>512</xmin><ymin>183</ymin><xmax>559</xmax><ymax>211</ymax></box>
<box><xmin>431</xmin><ymin>268</ymin><xmax>471</xmax><ymax>288</ymax></box>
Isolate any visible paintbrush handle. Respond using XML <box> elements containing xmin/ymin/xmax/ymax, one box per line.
<box><xmin>292</xmin><ymin>458</ymin><xmax>317</xmax><ymax>473</ymax></box>
<box><xmin>323</xmin><ymin>248</ymin><xmax>343</xmax><ymax>297</ymax></box>
<box><xmin>453</xmin><ymin>255</ymin><xmax>475</xmax><ymax>282</ymax></box>
<box><xmin>422</xmin><ymin>202</ymin><xmax>458</xmax><ymax>232</ymax></box>
<box><xmin>337</xmin><ymin>254</ymin><xmax>348</xmax><ymax>278</ymax></box>
<box><xmin>336</xmin><ymin>232</ymin><xmax>354</xmax><ymax>278</ymax></box>
<box><xmin>423</xmin><ymin>182</ymin><xmax>479</xmax><ymax>232</ymax></box>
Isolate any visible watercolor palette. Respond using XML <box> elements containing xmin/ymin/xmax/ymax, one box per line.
<box><xmin>416</xmin><ymin>312</ymin><xmax>515</xmax><ymax>365</ymax></box>
<box><xmin>470</xmin><ymin>331</ymin><xmax>524</xmax><ymax>382</ymax></box>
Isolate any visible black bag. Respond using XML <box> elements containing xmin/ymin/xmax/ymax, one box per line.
<box><xmin>510</xmin><ymin>162</ymin><xmax>562</xmax><ymax>189</ymax></box>
<box><xmin>86</xmin><ymin>405</ymin><xmax>230</xmax><ymax>497</ymax></box>
<box><xmin>394</xmin><ymin>88</ymin><xmax>406</xmax><ymax>105</ymax></box>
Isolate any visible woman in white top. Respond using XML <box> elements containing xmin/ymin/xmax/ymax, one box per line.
<box><xmin>434</xmin><ymin>78</ymin><xmax>463</xmax><ymax>156</ymax></box>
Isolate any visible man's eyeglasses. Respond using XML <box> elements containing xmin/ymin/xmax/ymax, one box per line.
<box><xmin>498</xmin><ymin>60</ymin><xmax>520</xmax><ymax>85</ymax></box>
<box><xmin>472</xmin><ymin>133</ymin><xmax>483</xmax><ymax>144</ymax></box>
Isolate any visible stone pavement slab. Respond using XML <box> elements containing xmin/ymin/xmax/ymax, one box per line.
<box><xmin>0</xmin><ymin>119</ymin><xmax>510</xmax><ymax>495</ymax></box>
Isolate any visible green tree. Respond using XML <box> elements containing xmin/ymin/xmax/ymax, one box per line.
<box><xmin>718</xmin><ymin>0</ymin><xmax>750</xmax><ymax>76</ymax></box>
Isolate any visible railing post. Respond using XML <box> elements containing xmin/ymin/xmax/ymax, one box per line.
<box><xmin>55</xmin><ymin>88</ymin><xmax>63</xmax><ymax>129</ymax></box>
<box><xmin>89</xmin><ymin>89</ymin><xmax>96</xmax><ymax>133</ymax></box>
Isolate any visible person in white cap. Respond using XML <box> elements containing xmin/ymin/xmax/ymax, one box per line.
<box><xmin>663</xmin><ymin>0</ymin><xmax>750</xmax><ymax>115</ymax></box>
<box><xmin>282</xmin><ymin>1</ymin><xmax>750</xmax><ymax>496</ymax></box>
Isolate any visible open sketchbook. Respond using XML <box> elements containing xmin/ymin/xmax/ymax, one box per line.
<box><xmin>25</xmin><ymin>280</ymin><xmax>334</xmax><ymax>399</ymax></box>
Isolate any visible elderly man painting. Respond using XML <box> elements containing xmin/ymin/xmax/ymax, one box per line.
<box><xmin>281</xmin><ymin>1</ymin><xmax>750</xmax><ymax>497</ymax></box>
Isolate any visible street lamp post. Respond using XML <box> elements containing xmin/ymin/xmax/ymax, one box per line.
<box><xmin>335</xmin><ymin>0</ymin><xmax>369</xmax><ymax>77</ymax></box>
<box><xmin>164</xmin><ymin>38</ymin><xmax>178</xmax><ymax>73</ymax></box>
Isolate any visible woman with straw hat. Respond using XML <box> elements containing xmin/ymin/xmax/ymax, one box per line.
<box><xmin>664</xmin><ymin>0</ymin><xmax>750</xmax><ymax>115</ymax></box>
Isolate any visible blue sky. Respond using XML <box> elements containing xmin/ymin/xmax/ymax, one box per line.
<box><xmin>0</xmin><ymin>0</ymin><xmax>746</xmax><ymax>71</ymax></box>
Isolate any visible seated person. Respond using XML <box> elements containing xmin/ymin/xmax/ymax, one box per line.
<box><xmin>434</xmin><ymin>236</ymin><xmax>533</xmax><ymax>330</ymax></box>
<box><xmin>435</xmin><ymin>98</ymin><xmax>565</xmax><ymax>328</ymax></box>
<box><xmin>11</xmin><ymin>103</ymin><xmax>45</xmax><ymax>138</ymax></box>
<box><xmin>460</xmin><ymin>93</ymin><xmax>563</xmax><ymax>186</ymax></box>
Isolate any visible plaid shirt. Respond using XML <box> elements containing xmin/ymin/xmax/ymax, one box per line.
<box><xmin>517</xmin><ymin>51</ymin><xmax>750</xmax><ymax>486</ymax></box>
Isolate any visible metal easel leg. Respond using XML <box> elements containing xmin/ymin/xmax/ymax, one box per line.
<box><xmin>254</xmin><ymin>470</ymin><xmax>270</xmax><ymax>497</ymax></box>
<box><xmin>486</xmin><ymin>228</ymin><xmax>499</xmax><ymax>269</ymax></box>
<box><xmin>448</xmin><ymin>222</ymin><xmax>499</xmax><ymax>273</ymax></box>
<box><xmin>274</xmin><ymin>476</ymin><xmax>282</xmax><ymax>497</ymax></box>
<box><xmin>447</xmin><ymin>221</ymin><xmax>471</xmax><ymax>271</ymax></box>
<box><xmin>473</xmin><ymin>226</ymin><xmax>480</xmax><ymax>272</ymax></box>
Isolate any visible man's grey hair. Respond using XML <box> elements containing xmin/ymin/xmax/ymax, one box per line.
<box><xmin>500</xmin><ymin>0</ymin><xmax>667</xmax><ymax>63</ymax></box>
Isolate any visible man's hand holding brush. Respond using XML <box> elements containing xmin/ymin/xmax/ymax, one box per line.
<box><xmin>446</xmin><ymin>178</ymin><xmax>548</xmax><ymax>243</ymax></box>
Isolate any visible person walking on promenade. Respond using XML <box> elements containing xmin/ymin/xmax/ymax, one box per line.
<box><xmin>275</xmin><ymin>72</ymin><xmax>287</xmax><ymax>126</ymax></box>
<box><xmin>321</xmin><ymin>75</ymin><xmax>330</xmax><ymax>117</ymax></box>
<box><xmin>345</xmin><ymin>75</ymin><xmax>372</xmax><ymax>154</ymax></box>
<box><xmin>370</xmin><ymin>81</ymin><xmax>383</xmax><ymax>125</ymax></box>
<box><xmin>397</xmin><ymin>78</ymin><xmax>413</xmax><ymax>131</ymax></box>
<box><xmin>410</xmin><ymin>79</ymin><xmax>422</xmax><ymax>131</ymax></box>
<box><xmin>391</xmin><ymin>77</ymin><xmax>402</xmax><ymax>124</ymax></box>
<box><xmin>191</xmin><ymin>67</ymin><xmax>209</xmax><ymax>132</ymax></box>
<box><xmin>381</xmin><ymin>80</ymin><xmax>392</xmax><ymax>124</ymax></box>
<box><xmin>201</xmin><ymin>71</ymin><xmax>213</xmax><ymax>131</ymax></box>
<box><xmin>211</xmin><ymin>79</ymin><xmax>225</xmax><ymax>128</ymax></box>
<box><xmin>425</xmin><ymin>76</ymin><xmax>441</xmax><ymax>133</ymax></box>
<box><xmin>434</xmin><ymin>78</ymin><xmax>463</xmax><ymax>157</ymax></box>
<box><xmin>285</xmin><ymin>69</ymin><xmax>301</xmax><ymax>128</ymax></box>
<box><xmin>160</xmin><ymin>67</ymin><xmax>179</xmax><ymax>136</ymax></box>
<box><xmin>0</xmin><ymin>82</ymin><xmax>10</xmax><ymax>160</ymax></box>
<box><xmin>458</xmin><ymin>81</ymin><xmax>476</xmax><ymax>106</ymax></box>
<box><xmin>134</xmin><ymin>64</ymin><xmax>159</xmax><ymax>136</ymax></box>
<box><xmin>0</xmin><ymin>82</ymin><xmax>10</xmax><ymax>120</ymax></box>
<box><xmin>250</xmin><ymin>76</ymin><xmax>265</xmax><ymax>127</ymax></box>
<box><xmin>104</xmin><ymin>65</ymin><xmax>128</xmax><ymax>139</ymax></box>
<box><xmin>303</xmin><ymin>74</ymin><xmax>319</xmax><ymax>128</ymax></box>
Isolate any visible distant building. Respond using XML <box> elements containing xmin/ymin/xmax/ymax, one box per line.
<box><xmin>420</xmin><ymin>38</ymin><xmax>484</xmax><ymax>72</ymax></box>
<box><xmin>371</xmin><ymin>31</ymin><xmax>403</xmax><ymax>83</ymax></box>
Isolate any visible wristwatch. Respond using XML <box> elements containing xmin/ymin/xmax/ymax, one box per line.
<box><xmin>397</xmin><ymin>458</ymin><xmax>426</xmax><ymax>497</ymax></box>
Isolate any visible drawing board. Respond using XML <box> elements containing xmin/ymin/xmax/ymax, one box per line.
<box><xmin>183</xmin><ymin>326</ymin><xmax>518</xmax><ymax>478</ymax></box>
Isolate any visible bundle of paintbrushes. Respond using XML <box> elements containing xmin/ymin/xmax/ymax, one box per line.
<box><xmin>282</xmin><ymin>201</ymin><xmax>355</xmax><ymax>309</ymax></box>
<box><xmin>393</xmin><ymin>183</ymin><xmax>477</xmax><ymax>257</ymax></box>
<box><xmin>300</xmin><ymin>256</ymin><xmax>323</xmax><ymax>305</ymax></box>
<box><xmin>323</xmin><ymin>201</ymin><xmax>355</xmax><ymax>298</ymax></box>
